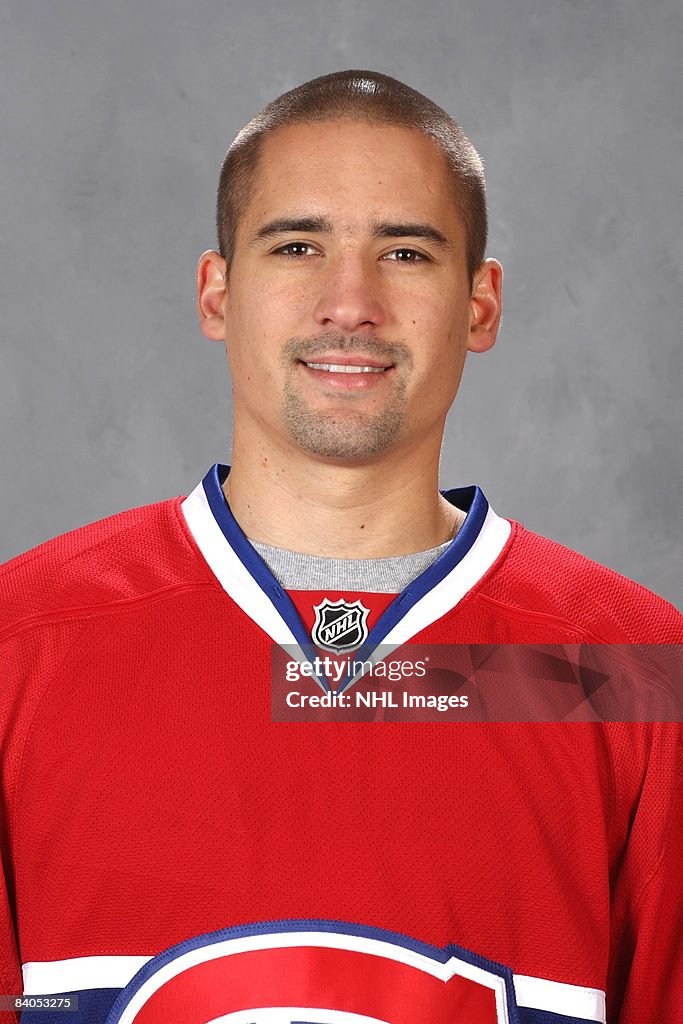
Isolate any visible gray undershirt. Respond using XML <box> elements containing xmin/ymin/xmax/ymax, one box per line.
<box><xmin>250</xmin><ymin>538</ymin><xmax>454</xmax><ymax>593</ymax></box>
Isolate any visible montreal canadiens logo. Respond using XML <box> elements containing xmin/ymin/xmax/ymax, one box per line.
<box><xmin>104</xmin><ymin>920</ymin><xmax>520</xmax><ymax>1024</ymax></box>
<box><xmin>311</xmin><ymin>598</ymin><xmax>370</xmax><ymax>653</ymax></box>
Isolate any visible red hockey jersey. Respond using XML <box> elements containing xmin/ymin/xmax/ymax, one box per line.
<box><xmin>1</xmin><ymin>464</ymin><xmax>682</xmax><ymax>1024</ymax></box>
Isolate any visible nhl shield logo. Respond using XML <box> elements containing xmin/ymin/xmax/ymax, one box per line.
<box><xmin>312</xmin><ymin>598</ymin><xmax>370</xmax><ymax>652</ymax></box>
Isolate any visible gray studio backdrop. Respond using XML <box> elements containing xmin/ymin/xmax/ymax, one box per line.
<box><xmin>1</xmin><ymin>0</ymin><xmax>681</xmax><ymax>608</ymax></box>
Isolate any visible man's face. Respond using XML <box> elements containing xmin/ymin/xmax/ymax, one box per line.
<box><xmin>201</xmin><ymin>118</ymin><xmax>500</xmax><ymax>463</ymax></box>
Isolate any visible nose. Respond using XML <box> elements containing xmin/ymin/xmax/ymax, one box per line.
<box><xmin>312</xmin><ymin>255</ymin><xmax>386</xmax><ymax>333</ymax></box>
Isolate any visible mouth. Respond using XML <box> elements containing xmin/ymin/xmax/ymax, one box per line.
<box><xmin>296</xmin><ymin>355</ymin><xmax>395</xmax><ymax>392</ymax></box>
<box><xmin>302</xmin><ymin>362</ymin><xmax>389</xmax><ymax>374</ymax></box>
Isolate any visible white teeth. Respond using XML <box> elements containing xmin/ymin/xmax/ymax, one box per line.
<box><xmin>305</xmin><ymin>362</ymin><xmax>386</xmax><ymax>373</ymax></box>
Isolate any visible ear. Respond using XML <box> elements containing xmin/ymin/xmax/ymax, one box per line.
<box><xmin>196</xmin><ymin>250</ymin><xmax>228</xmax><ymax>342</ymax></box>
<box><xmin>467</xmin><ymin>258</ymin><xmax>503</xmax><ymax>354</ymax></box>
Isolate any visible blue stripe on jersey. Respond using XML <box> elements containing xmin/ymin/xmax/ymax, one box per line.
<box><xmin>202</xmin><ymin>464</ymin><xmax>327</xmax><ymax>688</ymax></box>
<box><xmin>16</xmin><ymin>987</ymin><xmax>598</xmax><ymax>1024</ymax></box>
<box><xmin>337</xmin><ymin>484</ymin><xmax>489</xmax><ymax>685</ymax></box>
<box><xmin>15</xmin><ymin>987</ymin><xmax>600</xmax><ymax>1024</ymax></box>
<box><xmin>519</xmin><ymin>1009</ymin><xmax>599</xmax><ymax>1024</ymax></box>
<box><xmin>18</xmin><ymin>988</ymin><xmax>118</xmax><ymax>1024</ymax></box>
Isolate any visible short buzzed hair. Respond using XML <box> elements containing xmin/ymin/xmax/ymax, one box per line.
<box><xmin>216</xmin><ymin>70</ymin><xmax>488</xmax><ymax>287</ymax></box>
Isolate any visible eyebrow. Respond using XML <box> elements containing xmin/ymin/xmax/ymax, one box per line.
<box><xmin>250</xmin><ymin>215</ymin><xmax>454</xmax><ymax>253</ymax></box>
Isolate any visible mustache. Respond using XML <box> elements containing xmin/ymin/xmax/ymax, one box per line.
<box><xmin>282</xmin><ymin>333</ymin><xmax>413</xmax><ymax>367</ymax></box>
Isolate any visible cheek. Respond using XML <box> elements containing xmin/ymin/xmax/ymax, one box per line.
<box><xmin>232</xmin><ymin>282</ymin><xmax>312</xmax><ymax>347</ymax></box>
<box><xmin>407</xmin><ymin>314</ymin><xmax>469</xmax><ymax>409</ymax></box>
<box><xmin>225</xmin><ymin>295</ymin><xmax>272</xmax><ymax>363</ymax></box>
<box><xmin>269</xmin><ymin>283</ymin><xmax>317</xmax><ymax>326</ymax></box>
<box><xmin>412</xmin><ymin>304</ymin><xmax>469</xmax><ymax>369</ymax></box>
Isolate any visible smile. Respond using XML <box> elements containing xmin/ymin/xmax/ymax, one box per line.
<box><xmin>304</xmin><ymin>362</ymin><xmax>388</xmax><ymax>374</ymax></box>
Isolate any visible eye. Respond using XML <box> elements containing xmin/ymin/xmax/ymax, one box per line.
<box><xmin>382</xmin><ymin>248</ymin><xmax>428</xmax><ymax>264</ymax></box>
<box><xmin>274</xmin><ymin>242</ymin><xmax>319</xmax><ymax>258</ymax></box>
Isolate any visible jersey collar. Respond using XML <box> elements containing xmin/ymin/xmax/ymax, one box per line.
<box><xmin>181</xmin><ymin>464</ymin><xmax>511</xmax><ymax>689</ymax></box>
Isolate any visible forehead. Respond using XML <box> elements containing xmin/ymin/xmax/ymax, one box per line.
<box><xmin>244</xmin><ymin>118</ymin><xmax>461</xmax><ymax>237</ymax></box>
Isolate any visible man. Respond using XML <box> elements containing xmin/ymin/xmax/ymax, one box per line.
<box><xmin>1</xmin><ymin>70</ymin><xmax>681</xmax><ymax>1024</ymax></box>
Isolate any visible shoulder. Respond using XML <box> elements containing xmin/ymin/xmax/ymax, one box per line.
<box><xmin>0</xmin><ymin>495</ymin><xmax>211</xmax><ymax>638</ymax></box>
<box><xmin>482</xmin><ymin>519</ymin><xmax>683</xmax><ymax>643</ymax></box>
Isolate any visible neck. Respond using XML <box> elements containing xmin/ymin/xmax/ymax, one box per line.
<box><xmin>223</xmin><ymin>430</ymin><xmax>465</xmax><ymax>559</ymax></box>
